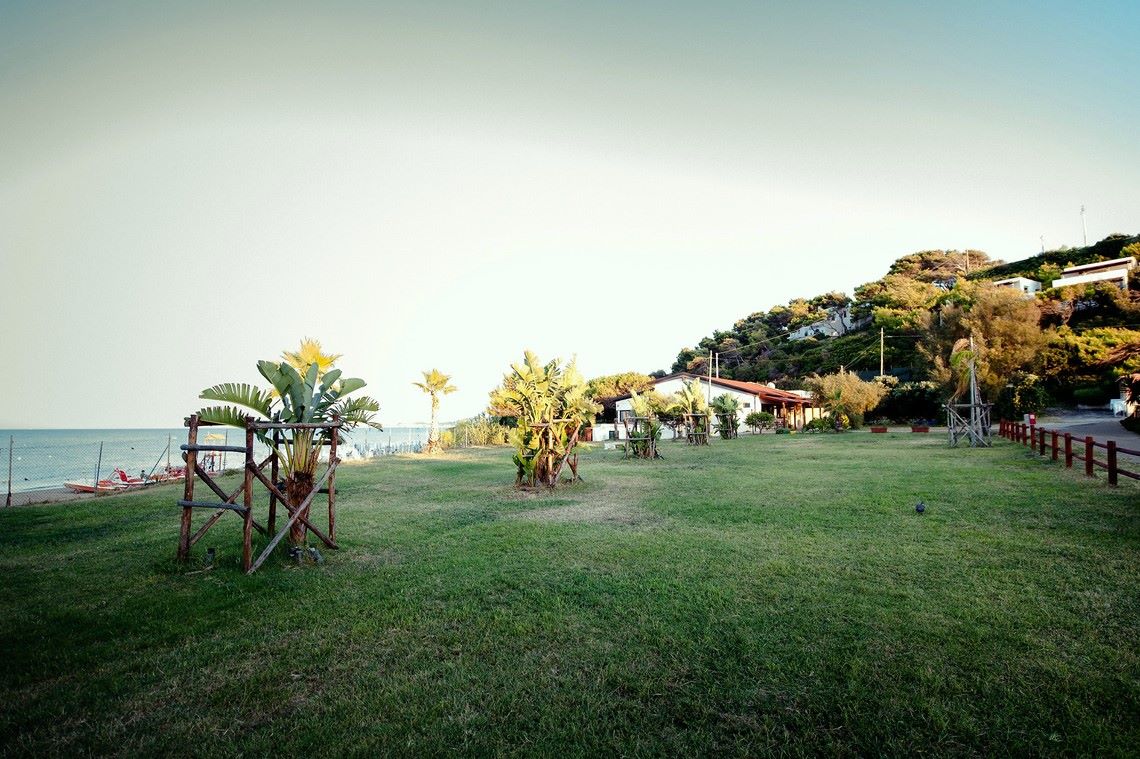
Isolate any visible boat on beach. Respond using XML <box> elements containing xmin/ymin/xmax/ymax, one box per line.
<box><xmin>63</xmin><ymin>466</ymin><xmax>185</xmax><ymax>494</ymax></box>
<box><xmin>63</xmin><ymin>480</ymin><xmax>130</xmax><ymax>494</ymax></box>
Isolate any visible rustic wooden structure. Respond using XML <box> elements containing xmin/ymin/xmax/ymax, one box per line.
<box><xmin>714</xmin><ymin>413</ymin><xmax>739</xmax><ymax>439</ymax></box>
<box><xmin>619</xmin><ymin>415</ymin><xmax>661</xmax><ymax>459</ymax></box>
<box><xmin>684</xmin><ymin>412</ymin><xmax>711</xmax><ymax>446</ymax></box>
<box><xmin>521</xmin><ymin>419</ymin><xmax>583</xmax><ymax>488</ymax></box>
<box><xmin>177</xmin><ymin>414</ymin><xmax>341</xmax><ymax>573</ymax></box>
<box><xmin>946</xmin><ymin>344</ymin><xmax>991</xmax><ymax>448</ymax></box>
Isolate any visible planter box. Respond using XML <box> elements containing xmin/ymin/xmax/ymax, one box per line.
<box><xmin>910</xmin><ymin>426</ymin><xmax>930</xmax><ymax>433</ymax></box>
<box><xmin>870</xmin><ymin>426</ymin><xmax>888</xmax><ymax>433</ymax></box>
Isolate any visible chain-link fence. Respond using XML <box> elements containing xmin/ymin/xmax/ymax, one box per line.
<box><xmin>2</xmin><ymin>428</ymin><xmax>434</xmax><ymax>507</ymax></box>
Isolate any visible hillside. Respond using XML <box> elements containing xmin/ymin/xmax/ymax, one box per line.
<box><xmin>669</xmin><ymin>234</ymin><xmax>1140</xmax><ymax>417</ymax></box>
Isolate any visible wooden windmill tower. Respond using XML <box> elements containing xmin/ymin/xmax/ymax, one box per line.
<box><xmin>946</xmin><ymin>337</ymin><xmax>992</xmax><ymax>447</ymax></box>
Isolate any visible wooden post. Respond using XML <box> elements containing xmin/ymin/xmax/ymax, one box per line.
<box><xmin>1050</xmin><ymin>431</ymin><xmax>1058</xmax><ymax>461</ymax></box>
<box><xmin>1084</xmin><ymin>436</ymin><xmax>1094</xmax><ymax>477</ymax></box>
<box><xmin>1028</xmin><ymin>423</ymin><xmax>1035</xmax><ymax>447</ymax></box>
<box><xmin>5</xmin><ymin>435</ymin><xmax>11</xmax><ymax>508</ymax></box>
<box><xmin>242</xmin><ymin>421</ymin><xmax>254</xmax><ymax>572</ymax></box>
<box><xmin>328</xmin><ymin>422</ymin><xmax>338</xmax><ymax>540</ymax></box>
<box><xmin>269</xmin><ymin>428</ymin><xmax>280</xmax><ymax>534</ymax></box>
<box><xmin>1064</xmin><ymin>433</ymin><xmax>1073</xmax><ymax>468</ymax></box>
<box><xmin>178</xmin><ymin>416</ymin><xmax>198</xmax><ymax>562</ymax></box>
<box><xmin>1039</xmin><ymin>428</ymin><xmax>1046</xmax><ymax>456</ymax></box>
<box><xmin>1107</xmin><ymin>441</ymin><xmax>1118</xmax><ymax>487</ymax></box>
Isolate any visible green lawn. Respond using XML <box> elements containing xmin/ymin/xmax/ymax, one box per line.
<box><xmin>2</xmin><ymin>434</ymin><xmax>1138</xmax><ymax>756</ymax></box>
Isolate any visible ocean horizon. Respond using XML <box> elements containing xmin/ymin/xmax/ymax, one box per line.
<box><xmin>0</xmin><ymin>426</ymin><xmax>443</xmax><ymax>493</ymax></box>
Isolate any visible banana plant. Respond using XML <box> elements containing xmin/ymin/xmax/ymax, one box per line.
<box><xmin>711</xmin><ymin>393</ymin><xmax>741</xmax><ymax>439</ymax></box>
<box><xmin>668</xmin><ymin>378</ymin><xmax>711</xmax><ymax>442</ymax></box>
<box><xmin>489</xmin><ymin>351</ymin><xmax>600</xmax><ymax>487</ymax></box>
<box><xmin>196</xmin><ymin>357</ymin><xmax>381</xmax><ymax>544</ymax></box>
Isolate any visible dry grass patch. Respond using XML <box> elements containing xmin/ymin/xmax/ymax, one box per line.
<box><xmin>512</xmin><ymin>471</ymin><xmax>663</xmax><ymax>527</ymax></box>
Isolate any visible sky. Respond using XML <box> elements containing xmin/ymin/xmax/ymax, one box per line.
<box><xmin>1</xmin><ymin>0</ymin><xmax>1138</xmax><ymax>428</ymax></box>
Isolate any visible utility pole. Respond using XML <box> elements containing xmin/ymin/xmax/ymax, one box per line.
<box><xmin>707</xmin><ymin>350</ymin><xmax>713</xmax><ymax>404</ymax></box>
<box><xmin>1081</xmin><ymin>204</ymin><xmax>1087</xmax><ymax>246</ymax></box>
<box><xmin>1040</xmin><ymin>235</ymin><xmax>1045</xmax><ymax>254</ymax></box>
<box><xmin>715</xmin><ymin>352</ymin><xmax>720</xmax><ymax>379</ymax></box>
<box><xmin>880</xmin><ymin>328</ymin><xmax>885</xmax><ymax>377</ymax></box>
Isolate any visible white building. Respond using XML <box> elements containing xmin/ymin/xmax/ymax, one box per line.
<box><xmin>1052</xmin><ymin>256</ymin><xmax>1135</xmax><ymax>291</ymax></box>
<box><xmin>600</xmin><ymin>373</ymin><xmax>819</xmax><ymax>440</ymax></box>
<box><xmin>992</xmin><ymin>276</ymin><xmax>1042</xmax><ymax>296</ymax></box>
<box><xmin>786</xmin><ymin>307</ymin><xmax>870</xmax><ymax>341</ymax></box>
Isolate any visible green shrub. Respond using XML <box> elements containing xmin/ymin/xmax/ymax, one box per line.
<box><xmin>874</xmin><ymin>381</ymin><xmax>941</xmax><ymax>422</ymax></box>
<box><xmin>1122</xmin><ymin>415</ymin><xmax>1140</xmax><ymax>433</ymax></box>
<box><xmin>803</xmin><ymin>417</ymin><xmax>832</xmax><ymax>433</ymax></box>
<box><xmin>450</xmin><ymin>414</ymin><xmax>511</xmax><ymax>447</ymax></box>
<box><xmin>745</xmin><ymin>411</ymin><xmax>774</xmax><ymax>433</ymax></box>
<box><xmin>994</xmin><ymin>372</ymin><xmax>1051</xmax><ymax>419</ymax></box>
<box><xmin>1072</xmin><ymin>386</ymin><xmax>1109</xmax><ymax>405</ymax></box>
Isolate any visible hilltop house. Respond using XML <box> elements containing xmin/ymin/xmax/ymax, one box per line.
<box><xmin>786</xmin><ymin>306</ymin><xmax>870</xmax><ymax>341</ymax></box>
<box><xmin>993</xmin><ymin>276</ymin><xmax>1042</xmax><ymax>296</ymax></box>
<box><xmin>1052</xmin><ymin>256</ymin><xmax>1135</xmax><ymax>291</ymax></box>
<box><xmin>596</xmin><ymin>373</ymin><xmax>819</xmax><ymax>440</ymax></box>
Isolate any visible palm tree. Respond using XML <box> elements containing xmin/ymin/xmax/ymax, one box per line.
<box><xmin>198</xmin><ymin>358</ymin><xmax>381</xmax><ymax>544</ymax></box>
<box><xmin>414</xmin><ymin>369</ymin><xmax>457</xmax><ymax>454</ymax></box>
<box><xmin>282</xmin><ymin>338</ymin><xmax>342</xmax><ymax>381</ymax></box>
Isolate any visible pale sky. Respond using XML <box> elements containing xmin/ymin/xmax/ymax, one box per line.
<box><xmin>2</xmin><ymin>0</ymin><xmax>1138</xmax><ymax>428</ymax></box>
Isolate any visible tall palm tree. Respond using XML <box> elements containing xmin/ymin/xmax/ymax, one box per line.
<box><xmin>414</xmin><ymin>369</ymin><xmax>457</xmax><ymax>454</ymax></box>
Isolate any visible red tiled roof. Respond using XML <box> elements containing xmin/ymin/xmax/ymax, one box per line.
<box><xmin>610</xmin><ymin>373</ymin><xmax>813</xmax><ymax>405</ymax></box>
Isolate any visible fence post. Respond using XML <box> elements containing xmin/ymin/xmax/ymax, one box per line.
<box><xmin>242</xmin><ymin>422</ymin><xmax>254</xmax><ymax>572</ymax></box>
<box><xmin>5</xmin><ymin>435</ymin><xmax>12</xmax><ymax>507</ymax></box>
<box><xmin>1084</xmin><ymin>436</ymin><xmax>1094</xmax><ymax>477</ymax></box>
<box><xmin>179</xmin><ymin>416</ymin><xmax>198</xmax><ymax>562</ymax></box>
<box><xmin>1051</xmin><ymin>431</ymin><xmax>1059</xmax><ymax>461</ymax></box>
<box><xmin>1064</xmin><ymin>433</ymin><xmax>1073</xmax><ymax>468</ymax></box>
<box><xmin>1039</xmin><ymin>429</ymin><xmax>1047</xmax><ymax>456</ymax></box>
<box><xmin>1107</xmin><ymin>441</ymin><xmax>1118</xmax><ymax>487</ymax></box>
<box><xmin>93</xmin><ymin>441</ymin><xmax>104</xmax><ymax>494</ymax></box>
<box><xmin>1029</xmin><ymin>423</ymin><xmax>1035</xmax><ymax>447</ymax></box>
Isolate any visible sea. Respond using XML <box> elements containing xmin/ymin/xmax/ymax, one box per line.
<box><xmin>0</xmin><ymin>426</ymin><xmax>440</xmax><ymax>494</ymax></box>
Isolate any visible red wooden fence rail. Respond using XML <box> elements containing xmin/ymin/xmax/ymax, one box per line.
<box><xmin>997</xmin><ymin>420</ymin><xmax>1139</xmax><ymax>486</ymax></box>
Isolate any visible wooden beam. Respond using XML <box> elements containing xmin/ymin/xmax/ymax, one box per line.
<box><xmin>177</xmin><ymin>416</ymin><xmax>198</xmax><ymax>562</ymax></box>
<box><xmin>247</xmin><ymin>461</ymin><xmax>339</xmax><ymax>549</ymax></box>
<box><xmin>247</xmin><ymin>462</ymin><xmax>338</xmax><ymax>574</ymax></box>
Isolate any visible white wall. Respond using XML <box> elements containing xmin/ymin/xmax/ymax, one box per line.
<box><xmin>611</xmin><ymin>378</ymin><xmax>761</xmax><ymax>438</ymax></box>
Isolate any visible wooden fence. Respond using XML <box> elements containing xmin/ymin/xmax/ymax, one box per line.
<box><xmin>998</xmin><ymin>420</ymin><xmax>1139</xmax><ymax>487</ymax></box>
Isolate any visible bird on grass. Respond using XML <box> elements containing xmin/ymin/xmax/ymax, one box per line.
<box><xmin>915</xmin><ymin>501</ymin><xmax>926</xmax><ymax>514</ymax></box>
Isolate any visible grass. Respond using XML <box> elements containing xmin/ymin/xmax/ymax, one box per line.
<box><xmin>1</xmin><ymin>433</ymin><xmax>1138</xmax><ymax>756</ymax></box>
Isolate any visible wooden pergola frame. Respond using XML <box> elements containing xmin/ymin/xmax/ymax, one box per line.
<box><xmin>683</xmin><ymin>412</ymin><xmax>711</xmax><ymax>446</ymax></box>
<box><xmin>618</xmin><ymin>415</ymin><xmax>661</xmax><ymax>459</ymax></box>
<box><xmin>176</xmin><ymin>414</ymin><xmax>342</xmax><ymax>573</ymax></box>
<box><xmin>520</xmin><ymin>418</ymin><xmax>583</xmax><ymax>488</ymax></box>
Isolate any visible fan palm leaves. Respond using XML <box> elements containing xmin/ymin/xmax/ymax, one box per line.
<box><xmin>413</xmin><ymin>369</ymin><xmax>458</xmax><ymax>454</ymax></box>
<box><xmin>197</xmin><ymin>360</ymin><xmax>381</xmax><ymax>475</ymax></box>
<box><xmin>196</xmin><ymin>352</ymin><xmax>381</xmax><ymax>545</ymax></box>
<box><xmin>282</xmin><ymin>338</ymin><xmax>342</xmax><ymax>381</ymax></box>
